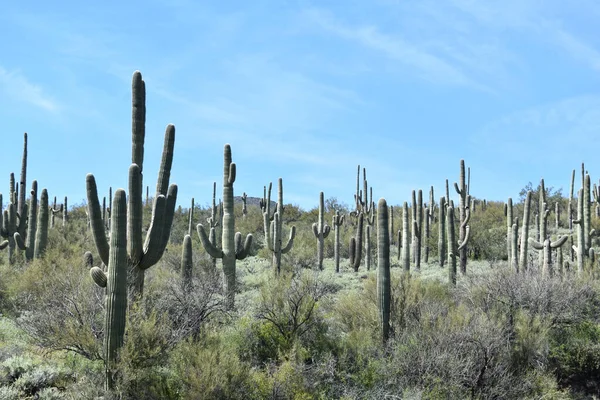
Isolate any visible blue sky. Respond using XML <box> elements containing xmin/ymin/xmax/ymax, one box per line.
<box><xmin>1</xmin><ymin>1</ymin><xmax>599</xmax><ymax>211</ymax></box>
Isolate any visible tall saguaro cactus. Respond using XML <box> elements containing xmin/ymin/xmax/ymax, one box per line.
<box><xmin>377</xmin><ymin>198</ymin><xmax>391</xmax><ymax>344</ymax></box>
<box><xmin>401</xmin><ymin>202</ymin><xmax>410</xmax><ymax>271</ymax></box>
<box><xmin>529</xmin><ymin>235</ymin><xmax>568</xmax><ymax>276</ymax></box>
<box><xmin>197</xmin><ymin>144</ymin><xmax>253</xmax><ymax>309</ymax></box>
<box><xmin>89</xmin><ymin>190</ymin><xmax>128</xmax><ymax>390</ymax></box>
<box><xmin>505</xmin><ymin>198</ymin><xmax>513</xmax><ymax>261</ymax></box>
<box><xmin>453</xmin><ymin>159</ymin><xmax>471</xmax><ymax>274</ymax></box>
<box><xmin>349</xmin><ymin>165</ymin><xmax>373</xmax><ymax>271</ymax></box>
<box><xmin>438</xmin><ymin>196</ymin><xmax>446</xmax><ymax>267</ymax></box>
<box><xmin>447</xmin><ymin>205</ymin><xmax>470</xmax><ymax>285</ymax></box>
<box><xmin>519</xmin><ymin>191</ymin><xmax>533</xmax><ymax>271</ymax></box>
<box><xmin>332</xmin><ymin>210</ymin><xmax>345</xmax><ymax>273</ymax></box>
<box><xmin>14</xmin><ymin>181</ymin><xmax>40</xmax><ymax>261</ymax></box>
<box><xmin>312</xmin><ymin>191</ymin><xmax>331</xmax><ymax>270</ymax></box>
<box><xmin>266</xmin><ymin>178</ymin><xmax>296</xmax><ymax>274</ymax></box>
<box><xmin>87</xmin><ymin>71</ymin><xmax>178</xmax><ymax>300</ymax></box>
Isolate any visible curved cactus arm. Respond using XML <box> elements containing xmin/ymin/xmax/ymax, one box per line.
<box><xmin>155</xmin><ymin>124</ymin><xmax>175</xmax><ymax>196</ymax></box>
<box><xmin>281</xmin><ymin>226</ymin><xmax>296</xmax><ymax>254</ymax></box>
<box><xmin>197</xmin><ymin>224</ymin><xmax>224</xmax><ymax>259</ymax></box>
<box><xmin>591</xmin><ymin>229</ymin><xmax>599</xmax><ymax>238</ymax></box>
<box><xmin>458</xmin><ymin>226</ymin><xmax>471</xmax><ymax>250</ymax></box>
<box><xmin>461</xmin><ymin>207</ymin><xmax>471</xmax><ymax>228</ymax></box>
<box><xmin>84</xmin><ymin>251</ymin><xmax>94</xmax><ymax>269</ymax></box>
<box><xmin>528</xmin><ymin>237</ymin><xmax>544</xmax><ymax>251</ymax></box>
<box><xmin>14</xmin><ymin>232</ymin><xmax>26</xmax><ymax>250</ymax></box>
<box><xmin>323</xmin><ymin>225</ymin><xmax>331</xmax><ymax>238</ymax></box>
<box><xmin>86</xmin><ymin>174</ymin><xmax>110</xmax><ymax>266</ymax></box>
<box><xmin>139</xmin><ymin>195</ymin><xmax>167</xmax><ymax>269</ymax></box>
<box><xmin>90</xmin><ymin>267</ymin><xmax>108</xmax><ymax>288</ymax></box>
<box><xmin>453</xmin><ymin>182</ymin><xmax>462</xmax><ymax>196</ymax></box>
<box><xmin>311</xmin><ymin>223</ymin><xmax>319</xmax><ymax>238</ymax></box>
<box><xmin>265</xmin><ymin>214</ymin><xmax>274</xmax><ymax>251</ymax></box>
<box><xmin>235</xmin><ymin>233</ymin><xmax>253</xmax><ymax>260</ymax></box>
<box><xmin>228</xmin><ymin>162</ymin><xmax>236</xmax><ymax>185</ymax></box>
<box><xmin>551</xmin><ymin>235</ymin><xmax>569</xmax><ymax>249</ymax></box>
<box><xmin>157</xmin><ymin>184</ymin><xmax>178</xmax><ymax>251</ymax></box>
<box><xmin>0</xmin><ymin>240</ymin><xmax>8</xmax><ymax>250</ymax></box>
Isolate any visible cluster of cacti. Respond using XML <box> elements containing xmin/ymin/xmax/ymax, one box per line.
<box><xmin>349</xmin><ymin>165</ymin><xmax>374</xmax><ymax>272</ymax></box>
<box><xmin>312</xmin><ymin>192</ymin><xmax>330</xmax><ymax>270</ymax></box>
<box><xmin>377</xmin><ymin>198</ymin><xmax>391</xmax><ymax>343</ymax></box>
<box><xmin>197</xmin><ymin>144</ymin><xmax>253</xmax><ymax>308</ymax></box>
<box><xmin>262</xmin><ymin>178</ymin><xmax>295</xmax><ymax>275</ymax></box>
<box><xmin>14</xmin><ymin>182</ymin><xmax>50</xmax><ymax>260</ymax></box>
<box><xmin>453</xmin><ymin>159</ymin><xmax>471</xmax><ymax>274</ymax></box>
<box><xmin>529</xmin><ymin>235</ymin><xmax>568</xmax><ymax>276</ymax></box>
<box><xmin>87</xmin><ymin>71</ymin><xmax>178</xmax><ymax>301</ymax></box>
<box><xmin>332</xmin><ymin>210</ymin><xmax>345</xmax><ymax>273</ymax></box>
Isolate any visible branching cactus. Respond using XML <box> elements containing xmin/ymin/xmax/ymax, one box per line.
<box><xmin>529</xmin><ymin>235</ymin><xmax>568</xmax><ymax>276</ymax></box>
<box><xmin>447</xmin><ymin>205</ymin><xmax>470</xmax><ymax>286</ymax></box>
<box><xmin>438</xmin><ymin>196</ymin><xmax>446</xmax><ymax>268</ymax></box>
<box><xmin>332</xmin><ymin>210</ymin><xmax>344</xmax><ymax>273</ymax></box>
<box><xmin>519</xmin><ymin>191</ymin><xmax>533</xmax><ymax>271</ymax></box>
<box><xmin>89</xmin><ymin>190</ymin><xmax>128</xmax><ymax>390</ymax></box>
<box><xmin>453</xmin><ymin>159</ymin><xmax>471</xmax><ymax>274</ymax></box>
<box><xmin>349</xmin><ymin>165</ymin><xmax>373</xmax><ymax>271</ymax></box>
<box><xmin>262</xmin><ymin>178</ymin><xmax>295</xmax><ymax>275</ymax></box>
<box><xmin>312</xmin><ymin>191</ymin><xmax>331</xmax><ymax>270</ymax></box>
<box><xmin>197</xmin><ymin>144</ymin><xmax>253</xmax><ymax>308</ymax></box>
<box><xmin>14</xmin><ymin>181</ymin><xmax>39</xmax><ymax>261</ymax></box>
<box><xmin>87</xmin><ymin>71</ymin><xmax>178</xmax><ymax>300</ymax></box>
<box><xmin>377</xmin><ymin>198</ymin><xmax>391</xmax><ymax>344</ymax></box>
<box><xmin>49</xmin><ymin>196</ymin><xmax>63</xmax><ymax>229</ymax></box>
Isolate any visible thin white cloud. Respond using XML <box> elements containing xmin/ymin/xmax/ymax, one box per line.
<box><xmin>0</xmin><ymin>67</ymin><xmax>59</xmax><ymax>111</ymax></box>
<box><xmin>303</xmin><ymin>8</ymin><xmax>485</xmax><ymax>89</ymax></box>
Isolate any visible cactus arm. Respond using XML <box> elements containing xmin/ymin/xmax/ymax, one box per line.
<box><xmin>139</xmin><ymin>195</ymin><xmax>167</xmax><ymax>269</ymax></box>
<box><xmin>14</xmin><ymin>232</ymin><xmax>26</xmax><ymax>250</ymax></box>
<box><xmin>235</xmin><ymin>232</ymin><xmax>253</xmax><ymax>260</ymax></box>
<box><xmin>0</xmin><ymin>240</ymin><xmax>8</xmax><ymax>250</ymax></box>
<box><xmin>323</xmin><ymin>225</ymin><xmax>331</xmax><ymax>238</ymax></box>
<box><xmin>458</xmin><ymin>225</ymin><xmax>470</xmax><ymax>250</ymax></box>
<box><xmin>453</xmin><ymin>182</ymin><xmax>462</xmax><ymax>196</ymax></box>
<box><xmin>155</xmin><ymin>124</ymin><xmax>175</xmax><ymax>195</ymax></box>
<box><xmin>312</xmin><ymin>223</ymin><xmax>319</xmax><ymax>238</ymax></box>
<box><xmin>281</xmin><ymin>226</ymin><xmax>296</xmax><ymax>254</ymax></box>
<box><xmin>551</xmin><ymin>235</ymin><xmax>569</xmax><ymax>249</ymax></box>
<box><xmin>197</xmin><ymin>224</ymin><xmax>224</xmax><ymax>259</ymax></box>
<box><xmin>86</xmin><ymin>174</ymin><xmax>110</xmax><ymax>266</ymax></box>
<box><xmin>528</xmin><ymin>237</ymin><xmax>544</xmax><ymax>250</ymax></box>
<box><xmin>158</xmin><ymin>184</ymin><xmax>178</xmax><ymax>251</ymax></box>
<box><xmin>90</xmin><ymin>267</ymin><xmax>108</xmax><ymax>288</ymax></box>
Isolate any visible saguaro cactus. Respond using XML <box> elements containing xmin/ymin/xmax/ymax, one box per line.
<box><xmin>401</xmin><ymin>202</ymin><xmax>410</xmax><ymax>271</ymax></box>
<box><xmin>519</xmin><ymin>191</ymin><xmax>533</xmax><ymax>271</ymax></box>
<box><xmin>332</xmin><ymin>210</ymin><xmax>345</xmax><ymax>273</ymax></box>
<box><xmin>181</xmin><ymin>234</ymin><xmax>193</xmax><ymax>290</ymax></box>
<box><xmin>505</xmin><ymin>198</ymin><xmax>513</xmax><ymax>260</ymax></box>
<box><xmin>349</xmin><ymin>165</ymin><xmax>373</xmax><ymax>271</ymax></box>
<box><xmin>207</xmin><ymin>182</ymin><xmax>220</xmax><ymax>268</ymax></box>
<box><xmin>453</xmin><ymin>159</ymin><xmax>471</xmax><ymax>274</ymax></box>
<box><xmin>87</xmin><ymin>71</ymin><xmax>178</xmax><ymax>300</ymax></box>
<box><xmin>438</xmin><ymin>196</ymin><xmax>446</xmax><ymax>267</ymax></box>
<box><xmin>197</xmin><ymin>144</ymin><xmax>253</xmax><ymax>308</ymax></box>
<box><xmin>262</xmin><ymin>178</ymin><xmax>296</xmax><ymax>275</ymax></box>
<box><xmin>377</xmin><ymin>198</ymin><xmax>391</xmax><ymax>344</ymax></box>
<box><xmin>529</xmin><ymin>235</ymin><xmax>568</xmax><ymax>276</ymax></box>
<box><xmin>241</xmin><ymin>192</ymin><xmax>248</xmax><ymax>219</ymax></box>
<box><xmin>312</xmin><ymin>191</ymin><xmax>331</xmax><ymax>270</ymax></box>
<box><xmin>14</xmin><ymin>181</ymin><xmax>39</xmax><ymax>261</ymax></box>
<box><xmin>89</xmin><ymin>190</ymin><xmax>128</xmax><ymax>390</ymax></box>
<box><xmin>511</xmin><ymin>218</ymin><xmax>519</xmax><ymax>272</ymax></box>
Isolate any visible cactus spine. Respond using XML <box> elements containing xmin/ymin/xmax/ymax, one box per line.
<box><xmin>332</xmin><ymin>210</ymin><xmax>345</xmax><ymax>273</ymax></box>
<box><xmin>453</xmin><ymin>159</ymin><xmax>471</xmax><ymax>274</ymax></box>
<box><xmin>377</xmin><ymin>198</ymin><xmax>391</xmax><ymax>344</ymax></box>
<box><xmin>87</xmin><ymin>71</ymin><xmax>178</xmax><ymax>300</ymax></box>
<box><xmin>312</xmin><ymin>191</ymin><xmax>330</xmax><ymax>270</ymax></box>
<box><xmin>197</xmin><ymin>144</ymin><xmax>253</xmax><ymax>308</ymax></box>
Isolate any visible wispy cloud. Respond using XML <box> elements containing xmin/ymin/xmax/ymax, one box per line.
<box><xmin>303</xmin><ymin>8</ymin><xmax>486</xmax><ymax>90</ymax></box>
<box><xmin>0</xmin><ymin>67</ymin><xmax>59</xmax><ymax>111</ymax></box>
